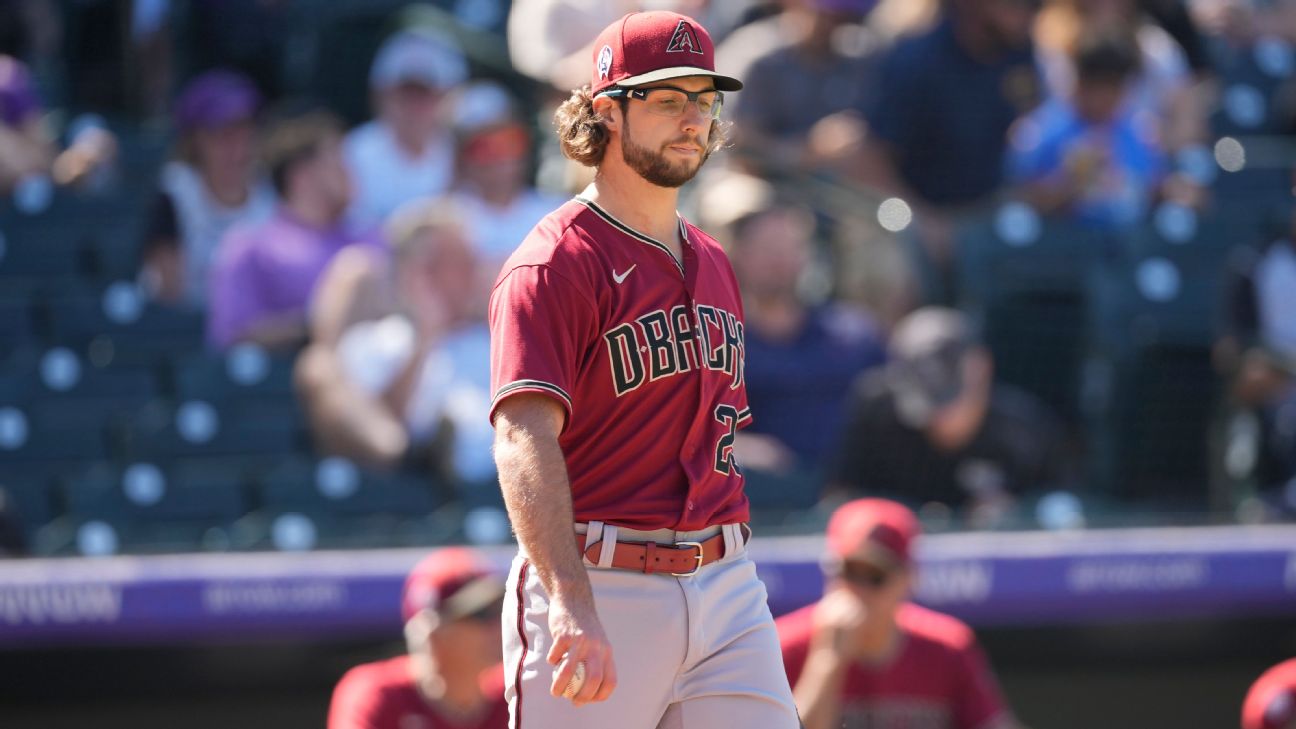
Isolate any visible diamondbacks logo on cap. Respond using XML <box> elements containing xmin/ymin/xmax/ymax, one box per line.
<box><xmin>665</xmin><ymin>20</ymin><xmax>704</xmax><ymax>55</ymax></box>
<box><xmin>597</xmin><ymin>45</ymin><xmax>614</xmax><ymax>79</ymax></box>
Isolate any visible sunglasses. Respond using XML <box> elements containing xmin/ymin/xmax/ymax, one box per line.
<box><xmin>828</xmin><ymin>560</ymin><xmax>896</xmax><ymax>589</ymax></box>
<box><xmin>600</xmin><ymin>85</ymin><xmax>724</xmax><ymax>120</ymax></box>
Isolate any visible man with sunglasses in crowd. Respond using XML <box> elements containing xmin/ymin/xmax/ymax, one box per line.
<box><xmin>779</xmin><ymin>498</ymin><xmax>1020</xmax><ymax>729</ymax></box>
<box><xmin>489</xmin><ymin>9</ymin><xmax>801</xmax><ymax>729</ymax></box>
<box><xmin>329</xmin><ymin>548</ymin><xmax>509</xmax><ymax>729</ymax></box>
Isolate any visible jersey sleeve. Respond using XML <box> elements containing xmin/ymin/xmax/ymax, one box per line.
<box><xmin>489</xmin><ymin>263</ymin><xmax>598</xmax><ymax>430</ymax></box>
<box><xmin>954</xmin><ymin>636</ymin><xmax>1011</xmax><ymax>729</ymax></box>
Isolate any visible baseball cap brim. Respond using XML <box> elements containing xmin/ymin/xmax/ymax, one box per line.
<box><xmin>617</xmin><ymin>67</ymin><xmax>743</xmax><ymax>92</ymax></box>
<box><xmin>437</xmin><ymin>573</ymin><xmax>506</xmax><ymax>621</ymax></box>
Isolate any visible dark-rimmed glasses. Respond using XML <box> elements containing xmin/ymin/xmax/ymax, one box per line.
<box><xmin>600</xmin><ymin>85</ymin><xmax>724</xmax><ymax>120</ymax></box>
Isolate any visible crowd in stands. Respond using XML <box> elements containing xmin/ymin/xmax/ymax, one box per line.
<box><xmin>1</xmin><ymin>0</ymin><xmax>1296</xmax><ymax>556</ymax></box>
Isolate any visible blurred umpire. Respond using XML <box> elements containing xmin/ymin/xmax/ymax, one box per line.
<box><xmin>777</xmin><ymin>498</ymin><xmax>1021</xmax><ymax>729</ymax></box>
<box><xmin>329</xmin><ymin>547</ymin><xmax>509</xmax><ymax>729</ymax></box>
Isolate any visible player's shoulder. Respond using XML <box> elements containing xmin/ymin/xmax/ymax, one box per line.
<box><xmin>774</xmin><ymin>602</ymin><xmax>818</xmax><ymax>649</ymax></box>
<box><xmin>496</xmin><ymin>199</ymin><xmax>605</xmax><ymax>277</ymax></box>
<box><xmin>898</xmin><ymin>602</ymin><xmax>978</xmax><ymax>652</ymax></box>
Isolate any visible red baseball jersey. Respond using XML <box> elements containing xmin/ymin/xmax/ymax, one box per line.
<box><xmin>778</xmin><ymin>602</ymin><xmax>1010</xmax><ymax>729</ymax></box>
<box><xmin>328</xmin><ymin>655</ymin><xmax>509</xmax><ymax>729</ymax></box>
<box><xmin>489</xmin><ymin>197</ymin><xmax>751</xmax><ymax>531</ymax></box>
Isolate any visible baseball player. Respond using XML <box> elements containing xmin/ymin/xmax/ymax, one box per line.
<box><xmin>488</xmin><ymin>10</ymin><xmax>800</xmax><ymax>729</ymax></box>
<box><xmin>778</xmin><ymin>498</ymin><xmax>1018</xmax><ymax>729</ymax></box>
<box><xmin>328</xmin><ymin>547</ymin><xmax>510</xmax><ymax>729</ymax></box>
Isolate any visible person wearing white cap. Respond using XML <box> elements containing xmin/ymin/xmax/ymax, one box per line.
<box><xmin>344</xmin><ymin>29</ymin><xmax>469</xmax><ymax>230</ymax></box>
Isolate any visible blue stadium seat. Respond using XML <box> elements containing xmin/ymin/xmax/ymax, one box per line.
<box><xmin>1083</xmin><ymin>244</ymin><xmax>1224</xmax><ymax>505</ymax></box>
<box><xmin>172</xmin><ymin>349</ymin><xmax>296</xmax><ymax>403</ymax></box>
<box><xmin>957</xmin><ymin>213</ymin><xmax>1111</xmax><ymax>424</ymax></box>
<box><xmin>120</xmin><ymin>400</ymin><xmax>304</xmax><ymax>461</ymax></box>
<box><xmin>257</xmin><ymin>456</ymin><xmax>444</xmax><ymax>518</ymax></box>
<box><xmin>62</xmin><ymin>459</ymin><xmax>251</xmax><ymax>553</ymax></box>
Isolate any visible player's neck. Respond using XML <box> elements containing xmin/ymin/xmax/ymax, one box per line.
<box><xmin>854</xmin><ymin>619</ymin><xmax>903</xmax><ymax>665</ymax></box>
<box><xmin>587</xmin><ymin>168</ymin><xmax>683</xmax><ymax>248</ymax></box>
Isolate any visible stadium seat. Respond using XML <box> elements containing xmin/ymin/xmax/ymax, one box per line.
<box><xmin>257</xmin><ymin>455</ymin><xmax>445</xmax><ymax>519</ymax></box>
<box><xmin>43</xmin><ymin>285</ymin><xmax>205</xmax><ymax>362</ymax></box>
<box><xmin>172</xmin><ymin>349</ymin><xmax>296</xmax><ymax>403</ymax></box>
<box><xmin>1084</xmin><ymin>246</ymin><xmax>1224</xmax><ymax>505</ymax></box>
<box><xmin>119</xmin><ymin>399</ymin><xmax>304</xmax><ymax>461</ymax></box>
<box><xmin>61</xmin><ymin>459</ymin><xmax>252</xmax><ymax>553</ymax></box>
<box><xmin>957</xmin><ymin>214</ymin><xmax>1111</xmax><ymax>424</ymax></box>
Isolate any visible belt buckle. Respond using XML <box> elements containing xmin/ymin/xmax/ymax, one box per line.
<box><xmin>671</xmin><ymin>541</ymin><xmax>705</xmax><ymax>577</ymax></box>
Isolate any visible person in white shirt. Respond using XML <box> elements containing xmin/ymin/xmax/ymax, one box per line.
<box><xmin>446</xmin><ymin>81</ymin><xmax>564</xmax><ymax>295</ymax></box>
<box><xmin>344</xmin><ymin>29</ymin><xmax>468</xmax><ymax>230</ymax></box>
<box><xmin>296</xmin><ymin>197</ymin><xmax>496</xmax><ymax>489</ymax></box>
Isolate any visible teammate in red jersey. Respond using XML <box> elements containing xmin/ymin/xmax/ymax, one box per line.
<box><xmin>489</xmin><ymin>10</ymin><xmax>800</xmax><ymax>729</ymax></box>
<box><xmin>778</xmin><ymin>498</ymin><xmax>1019</xmax><ymax>729</ymax></box>
<box><xmin>328</xmin><ymin>547</ymin><xmax>509</xmax><ymax>729</ymax></box>
<box><xmin>1243</xmin><ymin>659</ymin><xmax>1296</xmax><ymax>729</ymax></box>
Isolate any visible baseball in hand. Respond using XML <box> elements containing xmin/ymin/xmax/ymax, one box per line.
<box><xmin>561</xmin><ymin>660</ymin><xmax>586</xmax><ymax>699</ymax></box>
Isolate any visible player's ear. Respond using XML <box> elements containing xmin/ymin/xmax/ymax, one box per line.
<box><xmin>592</xmin><ymin>95</ymin><xmax>620</xmax><ymax>132</ymax></box>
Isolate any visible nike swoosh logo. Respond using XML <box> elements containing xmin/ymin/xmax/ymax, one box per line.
<box><xmin>612</xmin><ymin>265</ymin><xmax>636</xmax><ymax>284</ymax></box>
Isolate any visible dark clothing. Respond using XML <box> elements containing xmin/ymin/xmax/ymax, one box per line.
<box><xmin>830</xmin><ymin>370</ymin><xmax>1071</xmax><ymax>507</ymax></box>
<box><xmin>743</xmin><ymin>306</ymin><xmax>886</xmax><ymax>467</ymax></box>
<box><xmin>865</xmin><ymin>20</ymin><xmax>1041</xmax><ymax>207</ymax></box>
<box><xmin>735</xmin><ymin>32</ymin><xmax>884</xmax><ymax>139</ymax></box>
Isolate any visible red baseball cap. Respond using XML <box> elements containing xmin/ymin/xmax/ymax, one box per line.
<box><xmin>1244</xmin><ymin>660</ymin><xmax>1296</xmax><ymax>729</ymax></box>
<box><xmin>826</xmin><ymin>498</ymin><xmax>920</xmax><ymax>570</ymax></box>
<box><xmin>401</xmin><ymin>547</ymin><xmax>504</xmax><ymax>623</ymax></box>
<box><xmin>589</xmin><ymin>11</ymin><xmax>742</xmax><ymax>96</ymax></box>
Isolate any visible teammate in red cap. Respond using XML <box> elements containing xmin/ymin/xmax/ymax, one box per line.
<box><xmin>1244</xmin><ymin>659</ymin><xmax>1296</xmax><ymax>729</ymax></box>
<box><xmin>328</xmin><ymin>547</ymin><xmax>510</xmax><ymax>729</ymax></box>
<box><xmin>778</xmin><ymin>499</ymin><xmax>1019</xmax><ymax>729</ymax></box>
<box><xmin>489</xmin><ymin>10</ymin><xmax>800</xmax><ymax>729</ymax></box>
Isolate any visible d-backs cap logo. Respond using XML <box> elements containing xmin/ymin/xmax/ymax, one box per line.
<box><xmin>597</xmin><ymin>44</ymin><xmax>614</xmax><ymax>80</ymax></box>
<box><xmin>665</xmin><ymin>20</ymin><xmax>705</xmax><ymax>55</ymax></box>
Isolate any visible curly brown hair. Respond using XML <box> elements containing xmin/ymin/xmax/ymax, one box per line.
<box><xmin>553</xmin><ymin>85</ymin><xmax>730</xmax><ymax>168</ymax></box>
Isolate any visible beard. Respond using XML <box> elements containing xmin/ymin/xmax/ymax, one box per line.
<box><xmin>620</xmin><ymin>117</ymin><xmax>710</xmax><ymax>188</ymax></box>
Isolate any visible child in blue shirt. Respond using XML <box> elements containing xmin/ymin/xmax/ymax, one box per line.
<box><xmin>1008</xmin><ymin>27</ymin><xmax>1164</xmax><ymax>228</ymax></box>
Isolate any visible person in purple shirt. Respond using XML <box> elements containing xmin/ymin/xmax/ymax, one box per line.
<box><xmin>207</xmin><ymin>108</ymin><xmax>381</xmax><ymax>351</ymax></box>
<box><xmin>0</xmin><ymin>54</ymin><xmax>54</xmax><ymax>195</ymax></box>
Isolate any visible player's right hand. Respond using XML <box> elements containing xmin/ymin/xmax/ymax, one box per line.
<box><xmin>546</xmin><ymin>595</ymin><xmax>618</xmax><ymax>707</ymax></box>
<box><xmin>809</xmin><ymin>588</ymin><xmax>869</xmax><ymax>660</ymax></box>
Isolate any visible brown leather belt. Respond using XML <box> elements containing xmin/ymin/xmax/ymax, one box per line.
<box><xmin>576</xmin><ymin>527</ymin><xmax>745</xmax><ymax>577</ymax></box>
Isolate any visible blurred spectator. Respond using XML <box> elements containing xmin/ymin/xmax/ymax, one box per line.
<box><xmin>0</xmin><ymin>54</ymin><xmax>54</xmax><ymax>195</ymax></box>
<box><xmin>728</xmin><ymin>198</ymin><xmax>886</xmax><ymax>474</ymax></box>
<box><xmin>731</xmin><ymin>0</ymin><xmax>884</xmax><ymax>177</ymax></box>
<box><xmin>1193</xmin><ymin>0</ymin><xmax>1296</xmax><ymax>46</ymax></box>
<box><xmin>446</xmin><ymin>81</ymin><xmax>564</xmax><ymax>276</ymax></box>
<box><xmin>1035</xmin><ymin>0</ymin><xmax>1207</xmax><ymax>152</ymax></box>
<box><xmin>506</xmin><ymin>0</ymin><xmax>718</xmax><ymax>92</ymax></box>
<box><xmin>1218</xmin><ymin>222</ymin><xmax>1296</xmax><ymax>498</ymax></box>
<box><xmin>1243</xmin><ymin>658</ymin><xmax>1296</xmax><ymax>729</ymax></box>
<box><xmin>778</xmin><ymin>498</ymin><xmax>1018</xmax><ymax>729</ymax></box>
<box><xmin>329</xmin><ymin>547</ymin><xmax>508</xmax><ymax>729</ymax></box>
<box><xmin>0</xmin><ymin>52</ymin><xmax>114</xmax><ymax>198</ymax></box>
<box><xmin>827</xmin><ymin>307</ymin><xmax>1072</xmax><ymax>527</ymax></box>
<box><xmin>853</xmin><ymin>0</ymin><xmax>1042</xmax><ymax>266</ymax></box>
<box><xmin>344</xmin><ymin>29</ymin><xmax>467</xmax><ymax>230</ymax></box>
<box><xmin>1007</xmin><ymin>26</ymin><xmax>1168</xmax><ymax>228</ymax></box>
<box><xmin>296</xmin><ymin>199</ymin><xmax>495</xmax><ymax>488</ymax></box>
<box><xmin>140</xmin><ymin>70</ymin><xmax>274</xmax><ymax>306</ymax></box>
<box><xmin>208</xmin><ymin>108</ymin><xmax>377</xmax><ymax>352</ymax></box>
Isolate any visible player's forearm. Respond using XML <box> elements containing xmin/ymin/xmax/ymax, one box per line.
<box><xmin>493</xmin><ymin>404</ymin><xmax>594</xmax><ymax>606</ymax></box>
<box><xmin>794</xmin><ymin>648</ymin><xmax>852</xmax><ymax>729</ymax></box>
